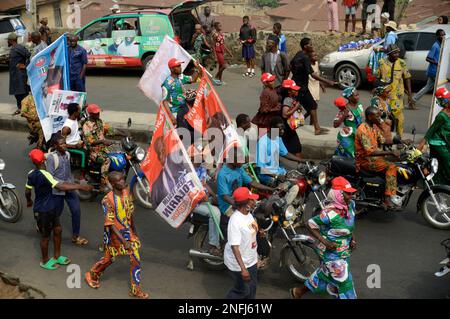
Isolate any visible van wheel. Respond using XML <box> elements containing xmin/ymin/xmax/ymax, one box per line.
<box><xmin>142</xmin><ymin>54</ymin><xmax>154</xmax><ymax>70</ymax></box>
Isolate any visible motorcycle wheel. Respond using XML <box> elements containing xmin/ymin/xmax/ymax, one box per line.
<box><xmin>0</xmin><ymin>188</ymin><xmax>22</xmax><ymax>223</ymax></box>
<box><xmin>132</xmin><ymin>176</ymin><xmax>152</xmax><ymax>209</ymax></box>
<box><xmin>420</xmin><ymin>189</ymin><xmax>450</xmax><ymax>230</ymax></box>
<box><xmin>72</xmin><ymin>169</ymin><xmax>97</xmax><ymax>201</ymax></box>
<box><xmin>281</xmin><ymin>242</ymin><xmax>320</xmax><ymax>281</ymax></box>
<box><xmin>193</xmin><ymin>226</ymin><xmax>225</xmax><ymax>270</ymax></box>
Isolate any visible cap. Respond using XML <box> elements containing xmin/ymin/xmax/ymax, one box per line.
<box><xmin>168</xmin><ymin>58</ymin><xmax>184</xmax><ymax>69</ymax></box>
<box><xmin>261</xmin><ymin>73</ymin><xmax>276</xmax><ymax>83</ymax></box>
<box><xmin>282</xmin><ymin>79</ymin><xmax>300</xmax><ymax>91</ymax></box>
<box><xmin>29</xmin><ymin>149</ymin><xmax>46</xmax><ymax>165</ymax></box>
<box><xmin>435</xmin><ymin>87</ymin><xmax>450</xmax><ymax>99</ymax></box>
<box><xmin>86</xmin><ymin>103</ymin><xmax>101</xmax><ymax>114</ymax></box>
<box><xmin>381</xmin><ymin>12</ymin><xmax>390</xmax><ymax>19</ymax></box>
<box><xmin>386</xmin><ymin>44</ymin><xmax>400</xmax><ymax>55</ymax></box>
<box><xmin>334</xmin><ymin>97</ymin><xmax>347</xmax><ymax>108</ymax></box>
<box><xmin>110</xmin><ymin>4</ymin><xmax>120</xmax><ymax>10</ymax></box>
<box><xmin>331</xmin><ymin>176</ymin><xmax>357</xmax><ymax>193</ymax></box>
<box><xmin>233</xmin><ymin>187</ymin><xmax>259</xmax><ymax>202</ymax></box>
<box><xmin>7</xmin><ymin>33</ymin><xmax>18</xmax><ymax>40</ymax></box>
<box><xmin>384</xmin><ymin>21</ymin><xmax>397</xmax><ymax>31</ymax></box>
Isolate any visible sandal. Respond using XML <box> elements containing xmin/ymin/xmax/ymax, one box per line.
<box><xmin>85</xmin><ymin>271</ymin><xmax>100</xmax><ymax>289</ymax></box>
<box><xmin>130</xmin><ymin>290</ymin><xmax>150</xmax><ymax>299</ymax></box>
<box><xmin>314</xmin><ymin>129</ymin><xmax>328</xmax><ymax>136</ymax></box>
<box><xmin>290</xmin><ymin>288</ymin><xmax>301</xmax><ymax>299</ymax></box>
<box><xmin>72</xmin><ymin>236</ymin><xmax>89</xmax><ymax>246</ymax></box>
<box><xmin>257</xmin><ymin>257</ymin><xmax>270</xmax><ymax>269</ymax></box>
<box><xmin>40</xmin><ymin>258</ymin><xmax>59</xmax><ymax>270</ymax></box>
<box><xmin>55</xmin><ymin>256</ymin><xmax>71</xmax><ymax>265</ymax></box>
<box><xmin>12</xmin><ymin>110</ymin><xmax>21</xmax><ymax>116</ymax></box>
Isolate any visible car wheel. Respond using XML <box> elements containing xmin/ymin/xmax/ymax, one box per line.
<box><xmin>335</xmin><ymin>63</ymin><xmax>361</xmax><ymax>88</ymax></box>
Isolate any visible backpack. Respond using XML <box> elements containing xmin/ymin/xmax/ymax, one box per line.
<box><xmin>45</xmin><ymin>151</ymin><xmax>70</xmax><ymax>171</ymax></box>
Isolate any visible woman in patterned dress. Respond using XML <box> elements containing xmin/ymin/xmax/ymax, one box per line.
<box><xmin>334</xmin><ymin>87</ymin><xmax>364</xmax><ymax>158</ymax></box>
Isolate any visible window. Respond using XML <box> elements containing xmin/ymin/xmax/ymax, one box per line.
<box><xmin>397</xmin><ymin>33</ymin><xmax>418</xmax><ymax>52</ymax></box>
<box><xmin>417</xmin><ymin>33</ymin><xmax>436</xmax><ymax>51</ymax></box>
<box><xmin>80</xmin><ymin>19</ymin><xmax>109</xmax><ymax>40</ymax></box>
<box><xmin>53</xmin><ymin>3</ymin><xmax>62</xmax><ymax>28</ymax></box>
<box><xmin>0</xmin><ymin>20</ymin><xmax>14</xmax><ymax>34</ymax></box>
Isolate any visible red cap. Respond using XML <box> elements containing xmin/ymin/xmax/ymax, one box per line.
<box><xmin>331</xmin><ymin>176</ymin><xmax>357</xmax><ymax>193</ymax></box>
<box><xmin>435</xmin><ymin>87</ymin><xmax>450</xmax><ymax>99</ymax></box>
<box><xmin>29</xmin><ymin>149</ymin><xmax>46</xmax><ymax>165</ymax></box>
<box><xmin>261</xmin><ymin>73</ymin><xmax>276</xmax><ymax>83</ymax></box>
<box><xmin>282</xmin><ymin>79</ymin><xmax>300</xmax><ymax>91</ymax></box>
<box><xmin>86</xmin><ymin>104</ymin><xmax>101</xmax><ymax>114</ymax></box>
<box><xmin>233</xmin><ymin>187</ymin><xmax>259</xmax><ymax>202</ymax></box>
<box><xmin>168</xmin><ymin>58</ymin><xmax>184</xmax><ymax>69</ymax></box>
<box><xmin>334</xmin><ymin>97</ymin><xmax>347</xmax><ymax>108</ymax></box>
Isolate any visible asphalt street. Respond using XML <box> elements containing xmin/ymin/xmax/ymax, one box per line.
<box><xmin>0</xmin><ymin>65</ymin><xmax>433</xmax><ymax>135</ymax></box>
<box><xmin>0</xmin><ymin>130</ymin><xmax>448</xmax><ymax>299</ymax></box>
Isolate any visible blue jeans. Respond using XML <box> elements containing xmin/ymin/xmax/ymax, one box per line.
<box><xmin>226</xmin><ymin>264</ymin><xmax>258</xmax><ymax>299</ymax></box>
<box><xmin>413</xmin><ymin>77</ymin><xmax>435</xmax><ymax>102</ymax></box>
<box><xmin>193</xmin><ymin>202</ymin><xmax>221</xmax><ymax>247</ymax></box>
<box><xmin>54</xmin><ymin>191</ymin><xmax>81</xmax><ymax>236</ymax></box>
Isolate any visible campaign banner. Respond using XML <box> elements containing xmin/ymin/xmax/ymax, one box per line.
<box><xmin>185</xmin><ymin>71</ymin><xmax>240</xmax><ymax>162</ymax></box>
<box><xmin>27</xmin><ymin>33</ymin><xmax>70</xmax><ymax>141</ymax></box>
<box><xmin>140</xmin><ymin>104</ymin><xmax>206</xmax><ymax>228</ymax></box>
<box><xmin>138</xmin><ymin>35</ymin><xmax>192</xmax><ymax>105</ymax></box>
<box><xmin>49</xmin><ymin>90</ymin><xmax>87</xmax><ymax>117</ymax></box>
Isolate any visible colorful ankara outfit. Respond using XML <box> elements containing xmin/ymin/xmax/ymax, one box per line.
<box><xmin>305</xmin><ymin>189</ymin><xmax>357</xmax><ymax>299</ymax></box>
<box><xmin>20</xmin><ymin>94</ymin><xmax>44</xmax><ymax>149</ymax></box>
<box><xmin>377</xmin><ymin>57</ymin><xmax>411</xmax><ymax>137</ymax></box>
<box><xmin>88</xmin><ymin>189</ymin><xmax>143</xmax><ymax>295</ymax></box>
<box><xmin>355</xmin><ymin>122</ymin><xmax>397</xmax><ymax>196</ymax></box>
<box><xmin>370</xmin><ymin>87</ymin><xmax>393</xmax><ymax>142</ymax></box>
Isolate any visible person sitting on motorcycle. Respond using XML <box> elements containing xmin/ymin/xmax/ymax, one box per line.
<box><xmin>217</xmin><ymin>147</ymin><xmax>274</xmax><ymax>217</ymax></box>
<box><xmin>188</xmin><ymin>144</ymin><xmax>222</xmax><ymax>256</ymax></box>
<box><xmin>62</xmin><ymin>103</ymin><xmax>83</xmax><ymax>149</ymax></box>
<box><xmin>256</xmin><ymin>116</ymin><xmax>302</xmax><ymax>188</ymax></box>
<box><xmin>82</xmin><ymin>104</ymin><xmax>126</xmax><ymax>191</ymax></box>
<box><xmin>20</xmin><ymin>94</ymin><xmax>45</xmax><ymax>150</ymax></box>
<box><xmin>355</xmin><ymin>106</ymin><xmax>404</xmax><ymax>209</ymax></box>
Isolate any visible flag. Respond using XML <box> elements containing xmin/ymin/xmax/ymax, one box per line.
<box><xmin>140</xmin><ymin>104</ymin><xmax>206</xmax><ymax>228</ymax></box>
<box><xmin>26</xmin><ymin>33</ymin><xmax>70</xmax><ymax>141</ymax></box>
<box><xmin>138</xmin><ymin>35</ymin><xmax>192</xmax><ymax>105</ymax></box>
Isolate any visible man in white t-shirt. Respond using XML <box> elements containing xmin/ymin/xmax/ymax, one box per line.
<box><xmin>224</xmin><ymin>187</ymin><xmax>259</xmax><ymax>299</ymax></box>
<box><xmin>61</xmin><ymin>103</ymin><xmax>83</xmax><ymax>149</ymax></box>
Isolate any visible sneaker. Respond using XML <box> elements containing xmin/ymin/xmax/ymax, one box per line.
<box><xmin>249</xmin><ymin>72</ymin><xmax>255</xmax><ymax>78</ymax></box>
<box><xmin>213</xmin><ymin>79</ymin><xmax>222</xmax><ymax>86</ymax></box>
<box><xmin>243</xmin><ymin>72</ymin><xmax>250</xmax><ymax>77</ymax></box>
<box><xmin>435</xmin><ymin>265</ymin><xmax>450</xmax><ymax>277</ymax></box>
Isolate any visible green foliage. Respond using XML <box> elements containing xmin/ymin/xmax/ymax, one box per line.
<box><xmin>255</xmin><ymin>0</ymin><xmax>279</xmax><ymax>8</ymax></box>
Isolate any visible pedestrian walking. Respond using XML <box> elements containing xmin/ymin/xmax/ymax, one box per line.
<box><xmin>377</xmin><ymin>44</ymin><xmax>414</xmax><ymax>137</ymax></box>
<box><xmin>361</xmin><ymin>0</ymin><xmax>377</xmax><ymax>36</ymax></box>
<box><xmin>252</xmin><ymin>73</ymin><xmax>281</xmax><ymax>129</ymax></box>
<box><xmin>239</xmin><ymin>16</ymin><xmax>257</xmax><ymax>78</ymax></box>
<box><xmin>260</xmin><ymin>34</ymin><xmax>289</xmax><ymax>91</ymax></box>
<box><xmin>417</xmin><ymin>88</ymin><xmax>450</xmax><ymax>185</ymax></box>
<box><xmin>25</xmin><ymin>149</ymin><xmax>92</xmax><ymax>270</ymax></box>
<box><xmin>343</xmin><ymin>0</ymin><xmax>357</xmax><ymax>35</ymax></box>
<box><xmin>199</xmin><ymin>6</ymin><xmax>215</xmax><ymax>36</ymax></box>
<box><xmin>273</xmin><ymin>23</ymin><xmax>287</xmax><ymax>53</ymax></box>
<box><xmin>68</xmin><ymin>34</ymin><xmax>88</xmax><ymax>92</ymax></box>
<box><xmin>413</xmin><ymin>29</ymin><xmax>446</xmax><ymax>104</ymax></box>
<box><xmin>46</xmin><ymin>134</ymin><xmax>89</xmax><ymax>247</ymax></box>
<box><xmin>290</xmin><ymin>176</ymin><xmax>357</xmax><ymax>299</ymax></box>
<box><xmin>39</xmin><ymin>18</ymin><xmax>52</xmax><ymax>45</ymax></box>
<box><xmin>308</xmin><ymin>50</ymin><xmax>325</xmax><ymax>105</ymax></box>
<box><xmin>212</xmin><ymin>22</ymin><xmax>233</xmax><ymax>86</ymax></box>
<box><xmin>224</xmin><ymin>187</ymin><xmax>259</xmax><ymax>299</ymax></box>
<box><xmin>8</xmin><ymin>32</ymin><xmax>30</xmax><ymax>116</ymax></box>
<box><xmin>280</xmin><ymin>79</ymin><xmax>303</xmax><ymax>158</ymax></box>
<box><xmin>327</xmin><ymin>0</ymin><xmax>340</xmax><ymax>33</ymax></box>
<box><xmin>85</xmin><ymin>171</ymin><xmax>149</xmax><ymax>299</ymax></box>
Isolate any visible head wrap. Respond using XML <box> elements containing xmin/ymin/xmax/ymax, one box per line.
<box><xmin>373</xmin><ymin>85</ymin><xmax>390</xmax><ymax>97</ymax></box>
<box><xmin>324</xmin><ymin>188</ymin><xmax>350</xmax><ymax>218</ymax></box>
<box><xmin>342</xmin><ymin>87</ymin><xmax>356</xmax><ymax>98</ymax></box>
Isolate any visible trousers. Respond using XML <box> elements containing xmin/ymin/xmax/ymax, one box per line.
<box><xmin>327</xmin><ymin>1</ymin><xmax>339</xmax><ymax>31</ymax></box>
<box><xmin>360</xmin><ymin>157</ymin><xmax>397</xmax><ymax>196</ymax></box>
<box><xmin>226</xmin><ymin>264</ymin><xmax>258</xmax><ymax>299</ymax></box>
<box><xmin>54</xmin><ymin>191</ymin><xmax>81</xmax><ymax>235</ymax></box>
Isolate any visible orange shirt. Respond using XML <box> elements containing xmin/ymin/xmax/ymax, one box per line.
<box><xmin>355</xmin><ymin>122</ymin><xmax>385</xmax><ymax>169</ymax></box>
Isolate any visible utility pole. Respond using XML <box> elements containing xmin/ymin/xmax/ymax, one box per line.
<box><xmin>27</xmin><ymin>0</ymin><xmax>38</xmax><ymax>30</ymax></box>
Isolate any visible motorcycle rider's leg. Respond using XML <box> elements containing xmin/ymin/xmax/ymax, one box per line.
<box><xmin>362</xmin><ymin>158</ymin><xmax>398</xmax><ymax>206</ymax></box>
<box><xmin>280</xmin><ymin>157</ymin><xmax>298</xmax><ymax>171</ymax></box>
<box><xmin>193</xmin><ymin>203</ymin><xmax>221</xmax><ymax>250</ymax></box>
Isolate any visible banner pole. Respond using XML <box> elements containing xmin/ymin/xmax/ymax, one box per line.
<box><xmin>206</xmin><ymin>201</ymin><xmax>224</xmax><ymax>240</ymax></box>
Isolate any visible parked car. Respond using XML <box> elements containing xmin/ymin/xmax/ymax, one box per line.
<box><xmin>320</xmin><ymin>25</ymin><xmax>450</xmax><ymax>88</ymax></box>
<box><xmin>0</xmin><ymin>15</ymin><xmax>27</xmax><ymax>65</ymax></box>
<box><xmin>76</xmin><ymin>0</ymin><xmax>210</xmax><ymax>70</ymax></box>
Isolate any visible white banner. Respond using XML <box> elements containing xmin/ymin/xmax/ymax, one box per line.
<box><xmin>49</xmin><ymin>90</ymin><xmax>87</xmax><ymax>117</ymax></box>
<box><xmin>138</xmin><ymin>35</ymin><xmax>193</xmax><ymax>105</ymax></box>
<box><xmin>429</xmin><ymin>36</ymin><xmax>450</xmax><ymax>126</ymax></box>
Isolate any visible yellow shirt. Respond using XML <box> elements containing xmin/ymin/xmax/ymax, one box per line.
<box><xmin>377</xmin><ymin>58</ymin><xmax>411</xmax><ymax>110</ymax></box>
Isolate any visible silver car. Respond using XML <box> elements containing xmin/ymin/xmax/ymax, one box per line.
<box><xmin>0</xmin><ymin>15</ymin><xmax>27</xmax><ymax>65</ymax></box>
<box><xmin>320</xmin><ymin>24</ymin><xmax>450</xmax><ymax>88</ymax></box>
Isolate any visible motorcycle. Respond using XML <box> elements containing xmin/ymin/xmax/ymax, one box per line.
<box><xmin>187</xmin><ymin>191</ymin><xmax>320</xmax><ymax>281</ymax></box>
<box><xmin>69</xmin><ymin>136</ymin><xmax>152</xmax><ymax>209</ymax></box>
<box><xmin>0</xmin><ymin>158</ymin><xmax>22</xmax><ymax>223</ymax></box>
<box><xmin>324</xmin><ymin>144</ymin><xmax>450</xmax><ymax>229</ymax></box>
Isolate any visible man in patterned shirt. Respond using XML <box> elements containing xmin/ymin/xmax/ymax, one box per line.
<box><xmin>21</xmin><ymin>94</ymin><xmax>44</xmax><ymax>149</ymax></box>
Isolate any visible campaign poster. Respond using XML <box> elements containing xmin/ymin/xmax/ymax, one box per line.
<box><xmin>49</xmin><ymin>90</ymin><xmax>87</xmax><ymax>117</ymax></box>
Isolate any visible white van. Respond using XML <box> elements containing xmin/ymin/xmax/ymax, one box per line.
<box><xmin>0</xmin><ymin>15</ymin><xmax>28</xmax><ymax>65</ymax></box>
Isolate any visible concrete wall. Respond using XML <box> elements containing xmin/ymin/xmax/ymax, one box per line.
<box><xmin>18</xmin><ymin>0</ymin><xmax>71</xmax><ymax>31</ymax></box>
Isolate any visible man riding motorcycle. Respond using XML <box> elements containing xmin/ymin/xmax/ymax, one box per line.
<box><xmin>256</xmin><ymin>116</ymin><xmax>303</xmax><ymax>204</ymax></box>
<box><xmin>354</xmin><ymin>106</ymin><xmax>409</xmax><ymax>209</ymax></box>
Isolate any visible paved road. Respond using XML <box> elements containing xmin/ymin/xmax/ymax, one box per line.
<box><xmin>0</xmin><ymin>130</ymin><xmax>448</xmax><ymax>299</ymax></box>
<box><xmin>0</xmin><ymin>66</ymin><xmax>433</xmax><ymax>135</ymax></box>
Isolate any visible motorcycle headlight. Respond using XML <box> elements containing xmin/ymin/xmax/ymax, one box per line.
<box><xmin>134</xmin><ymin>147</ymin><xmax>146</xmax><ymax>162</ymax></box>
<box><xmin>0</xmin><ymin>159</ymin><xmax>5</xmax><ymax>171</ymax></box>
<box><xmin>318</xmin><ymin>170</ymin><xmax>327</xmax><ymax>185</ymax></box>
<box><xmin>430</xmin><ymin>158</ymin><xmax>438</xmax><ymax>174</ymax></box>
<box><xmin>285</xmin><ymin>205</ymin><xmax>296</xmax><ymax>221</ymax></box>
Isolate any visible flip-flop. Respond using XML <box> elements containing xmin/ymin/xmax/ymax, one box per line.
<box><xmin>40</xmin><ymin>258</ymin><xmax>59</xmax><ymax>270</ymax></box>
<box><xmin>55</xmin><ymin>256</ymin><xmax>71</xmax><ymax>265</ymax></box>
<box><xmin>72</xmin><ymin>236</ymin><xmax>89</xmax><ymax>246</ymax></box>
<box><xmin>315</xmin><ymin>130</ymin><xmax>328</xmax><ymax>136</ymax></box>
<box><xmin>85</xmin><ymin>272</ymin><xmax>100</xmax><ymax>289</ymax></box>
